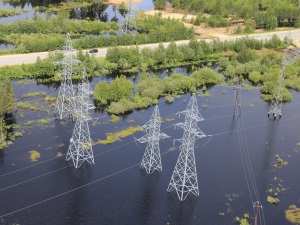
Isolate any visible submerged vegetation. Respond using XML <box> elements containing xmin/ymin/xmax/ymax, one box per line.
<box><xmin>94</xmin><ymin>69</ymin><xmax>222</xmax><ymax>114</ymax></box>
<box><xmin>98</xmin><ymin>126</ymin><xmax>142</xmax><ymax>144</ymax></box>
<box><xmin>285</xmin><ymin>205</ymin><xmax>300</xmax><ymax>224</ymax></box>
<box><xmin>234</xmin><ymin>213</ymin><xmax>250</xmax><ymax>225</ymax></box>
<box><xmin>29</xmin><ymin>150</ymin><xmax>40</xmax><ymax>162</ymax></box>
<box><xmin>1</xmin><ymin>35</ymin><xmax>296</xmax><ymax>115</ymax></box>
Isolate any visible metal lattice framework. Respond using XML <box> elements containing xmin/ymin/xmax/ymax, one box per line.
<box><xmin>167</xmin><ymin>93</ymin><xmax>207</xmax><ymax>201</ymax></box>
<box><xmin>66</xmin><ymin>68</ymin><xmax>95</xmax><ymax>168</ymax></box>
<box><xmin>136</xmin><ymin>105</ymin><xmax>169</xmax><ymax>174</ymax></box>
<box><xmin>233</xmin><ymin>88</ymin><xmax>241</xmax><ymax>116</ymax></box>
<box><xmin>268</xmin><ymin>34</ymin><xmax>291</xmax><ymax>119</ymax></box>
<box><xmin>54</xmin><ymin>33</ymin><xmax>80</xmax><ymax>121</ymax></box>
<box><xmin>122</xmin><ymin>0</ymin><xmax>137</xmax><ymax>34</ymax></box>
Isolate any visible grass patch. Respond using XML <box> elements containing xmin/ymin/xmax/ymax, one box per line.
<box><xmin>24</xmin><ymin>120</ymin><xmax>35</xmax><ymax>125</ymax></box>
<box><xmin>14</xmin><ymin>131</ymin><xmax>22</xmax><ymax>138</ymax></box>
<box><xmin>198</xmin><ymin>92</ymin><xmax>211</xmax><ymax>97</ymax></box>
<box><xmin>110</xmin><ymin>114</ymin><xmax>120</xmax><ymax>123</ymax></box>
<box><xmin>234</xmin><ymin>214</ymin><xmax>250</xmax><ymax>225</ymax></box>
<box><xmin>285</xmin><ymin>205</ymin><xmax>300</xmax><ymax>224</ymax></box>
<box><xmin>17</xmin><ymin>102</ymin><xmax>38</xmax><ymax>110</ymax></box>
<box><xmin>44</xmin><ymin>96</ymin><xmax>57</xmax><ymax>102</ymax></box>
<box><xmin>56</xmin><ymin>152</ymin><xmax>63</xmax><ymax>157</ymax></box>
<box><xmin>165</xmin><ymin>118</ymin><xmax>175</xmax><ymax>122</ymax></box>
<box><xmin>37</xmin><ymin>118</ymin><xmax>52</xmax><ymax>124</ymax></box>
<box><xmin>267</xmin><ymin>196</ymin><xmax>280</xmax><ymax>204</ymax></box>
<box><xmin>98</xmin><ymin>126</ymin><xmax>142</xmax><ymax>144</ymax></box>
<box><xmin>23</xmin><ymin>91</ymin><xmax>46</xmax><ymax>98</ymax></box>
<box><xmin>29</xmin><ymin>150</ymin><xmax>40</xmax><ymax>162</ymax></box>
<box><xmin>275</xmin><ymin>154</ymin><xmax>288</xmax><ymax>165</ymax></box>
<box><xmin>165</xmin><ymin>95</ymin><xmax>174</xmax><ymax>103</ymax></box>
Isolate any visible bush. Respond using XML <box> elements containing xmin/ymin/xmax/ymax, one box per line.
<box><xmin>136</xmin><ymin>78</ymin><xmax>164</xmax><ymax>99</ymax></box>
<box><xmin>191</xmin><ymin>68</ymin><xmax>223</xmax><ymax>86</ymax></box>
<box><xmin>249</xmin><ymin>71</ymin><xmax>262</xmax><ymax>83</ymax></box>
<box><xmin>94</xmin><ymin>75</ymin><xmax>134</xmax><ymax>105</ymax></box>
<box><xmin>207</xmin><ymin>15</ymin><xmax>229</xmax><ymax>27</ymax></box>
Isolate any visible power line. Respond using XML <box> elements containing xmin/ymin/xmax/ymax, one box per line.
<box><xmin>235</xmin><ymin>89</ymin><xmax>266</xmax><ymax>225</ymax></box>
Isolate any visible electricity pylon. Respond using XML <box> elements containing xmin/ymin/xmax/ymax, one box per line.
<box><xmin>268</xmin><ymin>33</ymin><xmax>291</xmax><ymax>119</ymax></box>
<box><xmin>54</xmin><ymin>33</ymin><xmax>80</xmax><ymax>122</ymax></box>
<box><xmin>122</xmin><ymin>0</ymin><xmax>137</xmax><ymax>34</ymax></box>
<box><xmin>78</xmin><ymin>67</ymin><xmax>93</xmax><ymax>97</ymax></box>
<box><xmin>66</xmin><ymin>68</ymin><xmax>95</xmax><ymax>168</ymax></box>
<box><xmin>135</xmin><ymin>105</ymin><xmax>169</xmax><ymax>174</ymax></box>
<box><xmin>233</xmin><ymin>77</ymin><xmax>241</xmax><ymax>116</ymax></box>
<box><xmin>167</xmin><ymin>93</ymin><xmax>207</xmax><ymax>201</ymax></box>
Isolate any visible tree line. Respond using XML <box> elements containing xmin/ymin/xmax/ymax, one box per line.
<box><xmin>0</xmin><ymin>13</ymin><xmax>194</xmax><ymax>54</ymax></box>
<box><xmin>0</xmin><ymin>78</ymin><xmax>15</xmax><ymax>149</ymax></box>
<box><xmin>166</xmin><ymin>0</ymin><xmax>300</xmax><ymax>29</ymax></box>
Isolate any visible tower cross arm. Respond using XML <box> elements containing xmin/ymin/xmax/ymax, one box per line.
<box><xmin>135</xmin><ymin>133</ymin><xmax>152</xmax><ymax>143</ymax></box>
<box><xmin>159</xmin><ymin>132</ymin><xmax>170</xmax><ymax>139</ymax></box>
<box><xmin>174</xmin><ymin>122</ymin><xmax>186</xmax><ymax>130</ymax></box>
<box><xmin>194</xmin><ymin>128</ymin><xmax>207</xmax><ymax>139</ymax></box>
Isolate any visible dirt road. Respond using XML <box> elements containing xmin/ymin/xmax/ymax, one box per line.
<box><xmin>0</xmin><ymin>29</ymin><xmax>299</xmax><ymax>67</ymax></box>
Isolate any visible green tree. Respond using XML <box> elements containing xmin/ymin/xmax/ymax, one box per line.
<box><xmin>154</xmin><ymin>0</ymin><xmax>166</xmax><ymax>10</ymax></box>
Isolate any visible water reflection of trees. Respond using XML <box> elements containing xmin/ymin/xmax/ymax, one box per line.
<box><xmin>4</xmin><ymin>0</ymin><xmax>62</xmax><ymax>8</ymax></box>
<box><xmin>4</xmin><ymin>0</ymin><xmax>114</xmax><ymax>21</ymax></box>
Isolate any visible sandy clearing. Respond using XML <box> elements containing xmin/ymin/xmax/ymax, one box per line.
<box><xmin>145</xmin><ymin>9</ymin><xmax>196</xmax><ymax>20</ymax></box>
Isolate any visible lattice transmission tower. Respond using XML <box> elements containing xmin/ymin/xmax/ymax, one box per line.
<box><xmin>122</xmin><ymin>0</ymin><xmax>137</xmax><ymax>34</ymax></box>
<box><xmin>54</xmin><ymin>33</ymin><xmax>80</xmax><ymax>122</ymax></box>
<box><xmin>135</xmin><ymin>105</ymin><xmax>169</xmax><ymax>174</ymax></box>
<box><xmin>233</xmin><ymin>77</ymin><xmax>241</xmax><ymax>116</ymax></box>
<box><xmin>167</xmin><ymin>93</ymin><xmax>207</xmax><ymax>201</ymax></box>
<box><xmin>66</xmin><ymin>68</ymin><xmax>95</xmax><ymax>168</ymax></box>
<box><xmin>268</xmin><ymin>34</ymin><xmax>291</xmax><ymax>119</ymax></box>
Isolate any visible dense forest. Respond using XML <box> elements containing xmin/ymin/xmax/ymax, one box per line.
<box><xmin>0</xmin><ymin>12</ymin><xmax>194</xmax><ymax>54</ymax></box>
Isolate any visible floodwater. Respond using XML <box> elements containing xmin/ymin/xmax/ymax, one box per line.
<box><xmin>0</xmin><ymin>0</ymin><xmax>154</xmax><ymax>24</ymax></box>
<box><xmin>0</xmin><ymin>70</ymin><xmax>300</xmax><ymax>225</ymax></box>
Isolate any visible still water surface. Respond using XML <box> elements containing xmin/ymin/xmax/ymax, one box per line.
<box><xmin>0</xmin><ymin>71</ymin><xmax>300</xmax><ymax>224</ymax></box>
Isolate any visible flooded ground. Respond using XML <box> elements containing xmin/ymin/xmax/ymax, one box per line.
<box><xmin>0</xmin><ymin>69</ymin><xmax>300</xmax><ymax>224</ymax></box>
<box><xmin>0</xmin><ymin>0</ymin><xmax>154</xmax><ymax>23</ymax></box>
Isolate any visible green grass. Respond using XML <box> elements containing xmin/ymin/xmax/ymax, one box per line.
<box><xmin>285</xmin><ymin>205</ymin><xmax>300</xmax><ymax>224</ymax></box>
<box><xmin>14</xmin><ymin>131</ymin><xmax>23</xmax><ymax>137</ymax></box>
<box><xmin>267</xmin><ymin>196</ymin><xmax>280</xmax><ymax>204</ymax></box>
<box><xmin>24</xmin><ymin>120</ymin><xmax>35</xmax><ymax>125</ymax></box>
<box><xmin>98</xmin><ymin>126</ymin><xmax>142</xmax><ymax>144</ymax></box>
<box><xmin>44</xmin><ymin>96</ymin><xmax>57</xmax><ymax>102</ymax></box>
<box><xmin>165</xmin><ymin>95</ymin><xmax>174</xmax><ymax>103</ymax></box>
<box><xmin>17</xmin><ymin>102</ymin><xmax>38</xmax><ymax>110</ymax></box>
<box><xmin>110</xmin><ymin>115</ymin><xmax>120</xmax><ymax>123</ymax></box>
<box><xmin>37</xmin><ymin>118</ymin><xmax>52</xmax><ymax>124</ymax></box>
<box><xmin>198</xmin><ymin>92</ymin><xmax>211</xmax><ymax>97</ymax></box>
<box><xmin>24</xmin><ymin>91</ymin><xmax>46</xmax><ymax>97</ymax></box>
